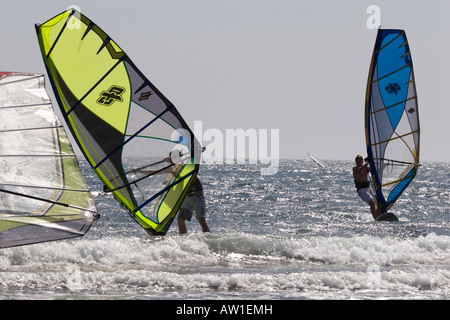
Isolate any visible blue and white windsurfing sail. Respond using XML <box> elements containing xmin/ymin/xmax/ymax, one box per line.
<box><xmin>365</xmin><ymin>29</ymin><xmax>420</xmax><ymax>213</ymax></box>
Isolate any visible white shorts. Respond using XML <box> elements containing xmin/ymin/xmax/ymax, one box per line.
<box><xmin>178</xmin><ymin>192</ymin><xmax>206</xmax><ymax>221</ymax></box>
<box><xmin>357</xmin><ymin>187</ymin><xmax>377</xmax><ymax>205</ymax></box>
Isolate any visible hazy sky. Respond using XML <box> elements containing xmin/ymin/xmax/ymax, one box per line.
<box><xmin>1</xmin><ymin>0</ymin><xmax>448</xmax><ymax>161</ymax></box>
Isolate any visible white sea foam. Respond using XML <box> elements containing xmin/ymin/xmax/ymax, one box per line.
<box><xmin>0</xmin><ymin>160</ymin><xmax>449</xmax><ymax>299</ymax></box>
<box><xmin>0</xmin><ymin>231</ymin><xmax>448</xmax><ymax>299</ymax></box>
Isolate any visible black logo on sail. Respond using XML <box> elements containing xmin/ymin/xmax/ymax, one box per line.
<box><xmin>138</xmin><ymin>91</ymin><xmax>153</xmax><ymax>101</ymax></box>
<box><xmin>385</xmin><ymin>82</ymin><xmax>401</xmax><ymax>95</ymax></box>
<box><xmin>97</xmin><ymin>86</ymin><xmax>126</xmax><ymax>106</ymax></box>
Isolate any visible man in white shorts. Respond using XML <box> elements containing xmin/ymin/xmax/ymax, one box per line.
<box><xmin>353</xmin><ymin>155</ymin><xmax>381</xmax><ymax>220</ymax></box>
<box><xmin>132</xmin><ymin>151</ymin><xmax>210</xmax><ymax>234</ymax></box>
<box><xmin>177</xmin><ymin>175</ymin><xmax>210</xmax><ymax>234</ymax></box>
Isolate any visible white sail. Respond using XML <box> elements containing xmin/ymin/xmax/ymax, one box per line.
<box><xmin>0</xmin><ymin>72</ymin><xmax>99</xmax><ymax>248</ymax></box>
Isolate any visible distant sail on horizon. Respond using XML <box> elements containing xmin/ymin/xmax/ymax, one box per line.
<box><xmin>36</xmin><ymin>9</ymin><xmax>201</xmax><ymax>235</ymax></box>
<box><xmin>0</xmin><ymin>72</ymin><xmax>98</xmax><ymax>248</ymax></box>
<box><xmin>307</xmin><ymin>153</ymin><xmax>326</xmax><ymax>168</ymax></box>
<box><xmin>365</xmin><ymin>29</ymin><xmax>420</xmax><ymax>213</ymax></box>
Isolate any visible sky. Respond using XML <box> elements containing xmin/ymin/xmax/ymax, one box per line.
<box><xmin>0</xmin><ymin>0</ymin><xmax>449</xmax><ymax>161</ymax></box>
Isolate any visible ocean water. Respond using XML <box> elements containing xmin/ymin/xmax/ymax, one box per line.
<box><xmin>0</xmin><ymin>159</ymin><xmax>449</xmax><ymax>300</ymax></box>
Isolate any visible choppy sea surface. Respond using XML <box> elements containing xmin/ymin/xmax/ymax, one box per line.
<box><xmin>0</xmin><ymin>159</ymin><xmax>449</xmax><ymax>300</ymax></box>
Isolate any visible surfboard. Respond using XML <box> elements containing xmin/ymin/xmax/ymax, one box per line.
<box><xmin>376</xmin><ymin>212</ymin><xmax>399</xmax><ymax>222</ymax></box>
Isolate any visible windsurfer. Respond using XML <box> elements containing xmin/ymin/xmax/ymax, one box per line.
<box><xmin>134</xmin><ymin>152</ymin><xmax>210</xmax><ymax>234</ymax></box>
<box><xmin>177</xmin><ymin>174</ymin><xmax>210</xmax><ymax>234</ymax></box>
<box><xmin>353</xmin><ymin>155</ymin><xmax>381</xmax><ymax>219</ymax></box>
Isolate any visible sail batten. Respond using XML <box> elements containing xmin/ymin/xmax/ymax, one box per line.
<box><xmin>365</xmin><ymin>29</ymin><xmax>420</xmax><ymax>213</ymax></box>
<box><xmin>376</xmin><ymin>31</ymin><xmax>405</xmax><ymax>52</ymax></box>
<box><xmin>36</xmin><ymin>9</ymin><xmax>201</xmax><ymax>235</ymax></box>
<box><xmin>0</xmin><ymin>125</ymin><xmax>64</xmax><ymax>133</ymax></box>
<box><xmin>369</xmin><ymin>96</ymin><xmax>417</xmax><ymax>115</ymax></box>
<box><xmin>0</xmin><ymin>75</ymin><xmax>43</xmax><ymax>86</ymax></box>
<box><xmin>45</xmin><ymin>10</ymin><xmax>75</xmax><ymax>59</ymax></box>
<box><xmin>0</xmin><ymin>72</ymin><xmax>98</xmax><ymax>248</ymax></box>
<box><xmin>0</xmin><ymin>182</ymin><xmax>90</xmax><ymax>192</ymax></box>
<box><xmin>368</xmin><ymin>129</ymin><xmax>419</xmax><ymax>147</ymax></box>
<box><xmin>67</xmin><ymin>57</ymin><xmax>126</xmax><ymax>116</ymax></box>
<box><xmin>0</xmin><ymin>103</ymin><xmax>53</xmax><ymax>110</ymax></box>
<box><xmin>371</xmin><ymin>63</ymin><xmax>412</xmax><ymax>83</ymax></box>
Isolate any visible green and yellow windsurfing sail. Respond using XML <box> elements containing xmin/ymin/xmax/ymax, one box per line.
<box><xmin>35</xmin><ymin>9</ymin><xmax>201</xmax><ymax>235</ymax></box>
<box><xmin>365</xmin><ymin>29</ymin><xmax>420</xmax><ymax>213</ymax></box>
<box><xmin>0</xmin><ymin>72</ymin><xmax>98</xmax><ymax>248</ymax></box>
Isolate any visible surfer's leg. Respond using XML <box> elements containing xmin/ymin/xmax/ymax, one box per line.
<box><xmin>198</xmin><ymin>217</ymin><xmax>210</xmax><ymax>233</ymax></box>
<box><xmin>369</xmin><ymin>200</ymin><xmax>380</xmax><ymax>220</ymax></box>
<box><xmin>193</xmin><ymin>196</ymin><xmax>209</xmax><ymax>232</ymax></box>
<box><xmin>376</xmin><ymin>203</ymin><xmax>382</xmax><ymax>217</ymax></box>
<box><xmin>177</xmin><ymin>217</ymin><xmax>187</xmax><ymax>234</ymax></box>
<box><xmin>177</xmin><ymin>208</ymin><xmax>193</xmax><ymax>234</ymax></box>
<box><xmin>358</xmin><ymin>188</ymin><xmax>380</xmax><ymax>220</ymax></box>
